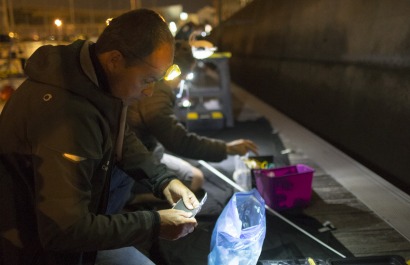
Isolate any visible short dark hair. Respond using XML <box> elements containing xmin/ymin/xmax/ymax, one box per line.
<box><xmin>174</xmin><ymin>40</ymin><xmax>195</xmax><ymax>74</ymax></box>
<box><xmin>95</xmin><ymin>9</ymin><xmax>174</xmax><ymax>66</ymax></box>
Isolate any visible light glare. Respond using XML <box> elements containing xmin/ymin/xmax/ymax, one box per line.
<box><xmin>186</xmin><ymin>72</ymin><xmax>194</xmax><ymax>80</ymax></box>
<box><xmin>180</xmin><ymin>12</ymin><xmax>188</xmax><ymax>21</ymax></box>
<box><xmin>54</xmin><ymin>19</ymin><xmax>62</xmax><ymax>27</ymax></box>
<box><xmin>169</xmin><ymin>21</ymin><xmax>177</xmax><ymax>36</ymax></box>
<box><xmin>204</xmin><ymin>24</ymin><xmax>212</xmax><ymax>33</ymax></box>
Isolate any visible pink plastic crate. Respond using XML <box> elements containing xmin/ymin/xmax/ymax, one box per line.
<box><xmin>253</xmin><ymin>164</ymin><xmax>314</xmax><ymax>211</ymax></box>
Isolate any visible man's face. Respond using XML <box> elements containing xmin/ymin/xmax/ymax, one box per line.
<box><xmin>107</xmin><ymin>43</ymin><xmax>174</xmax><ymax>104</ymax></box>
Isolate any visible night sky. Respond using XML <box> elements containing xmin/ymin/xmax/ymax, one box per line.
<box><xmin>12</xmin><ymin>0</ymin><xmax>214</xmax><ymax>13</ymax></box>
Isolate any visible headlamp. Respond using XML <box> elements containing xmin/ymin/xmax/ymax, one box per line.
<box><xmin>163</xmin><ymin>64</ymin><xmax>181</xmax><ymax>81</ymax></box>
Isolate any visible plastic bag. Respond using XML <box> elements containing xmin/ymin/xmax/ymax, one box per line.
<box><xmin>233</xmin><ymin>155</ymin><xmax>252</xmax><ymax>191</ymax></box>
<box><xmin>208</xmin><ymin>189</ymin><xmax>266</xmax><ymax>265</ymax></box>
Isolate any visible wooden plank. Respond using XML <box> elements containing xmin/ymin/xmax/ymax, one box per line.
<box><xmin>289</xmin><ymin>156</ymin><xmax>410</xmax><ymax>259</ymax></box>
<box><xmin>333</xmin><ymin>229</ymin><xmax>410</xmax><ymax>257</ymax></box>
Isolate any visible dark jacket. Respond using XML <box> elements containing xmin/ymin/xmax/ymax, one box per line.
<box><xmin>0</xmin><ymin>40</ymin><xmax>175</xmax><ymax>264</ymax></box>
<box><xmin>127</xmin><ymin>81</ymin><xmax>227</xmax><ymax>162</ymax></box>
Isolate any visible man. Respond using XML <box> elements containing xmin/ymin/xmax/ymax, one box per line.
<box><xmin>0</xmin><ymin>9</ymin><xmax>198</xmax><ymax>265</ymax></box>
<box><xmin>127</xmin><ymin>40</ymin><xmax>258</xmax><ymax>194</ymax></box>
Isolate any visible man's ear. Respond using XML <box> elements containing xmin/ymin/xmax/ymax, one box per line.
<box><xmin>106</xmin><ymin>50</ymin><xmax>124</xmax><ymax>70</ymax></box>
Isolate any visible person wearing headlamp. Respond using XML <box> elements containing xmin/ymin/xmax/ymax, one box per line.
<box><xmin>0</xmin><ymin>9</ymin><xmax>199</xmax><ymax>265</ymax></box>
<box><xmin>127</xmin><ymin>40</ymin><xmax>259</xmax><ymax>200</ymax></box>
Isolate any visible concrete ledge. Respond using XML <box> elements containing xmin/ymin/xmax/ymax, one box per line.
<box><xmin>231</xmin><ymin>83</ymin><xmax>410</xmax><ymax>242</ymax></box>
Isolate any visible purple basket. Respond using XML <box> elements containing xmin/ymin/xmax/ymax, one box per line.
<box><xmin>253</xmin><ymin>164</ymin><xmax>314</xmax><ymax>211</ymax></box>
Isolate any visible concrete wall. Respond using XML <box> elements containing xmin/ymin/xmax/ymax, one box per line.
<box><xmin>210</xmin><ymin>0</ymin><xmax>410</xmax><ymax>193</ymax></box>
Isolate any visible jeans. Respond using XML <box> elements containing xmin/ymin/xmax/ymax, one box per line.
<box><xmin>105</xmin><ymin>166</ymin><xmax>135</xmax><ymax>214</ymax></box>
<box><xmin>95</xmin><ymin>247</ymin><xmax>155</xmax><ymax>265</ymax></box>
<box><xmin>95</xmin><ymin>167</ymin><xmax>154</xmax><ymax>265</ymax></box>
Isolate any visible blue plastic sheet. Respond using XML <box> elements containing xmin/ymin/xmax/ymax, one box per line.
<box><xmin>208</xmin><ymin>189</ymin><xmax>266</xmax><ymax>265</ymax></box>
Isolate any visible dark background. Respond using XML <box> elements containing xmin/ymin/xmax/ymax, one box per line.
<box><xmin>210</xmin><ymin>0</ymin><xmax>410</xmax><ymax>195</ymax></box>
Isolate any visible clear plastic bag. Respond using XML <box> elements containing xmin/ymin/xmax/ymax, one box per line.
<box><xmin>208</xmin><ymin>189</ymin><xmax>266</xmax><ymax>265</ymax></box>
<box><xmin>233</xmin><ymin>155</ymin><xmax>252</xmax><ymax>191</ymax></box>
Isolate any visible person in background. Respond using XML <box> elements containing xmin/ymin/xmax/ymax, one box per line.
<box><xmin>174</xmin><ymin>21</ymin><xmax>202</xmax><ymax>41</ymax></box>
<box><xmin>127</xmin><ymin>40</ymin><xmax>258</xmax><ymax>201</ymax></box>
<box><xmin>0</xmin><ymin>9</ymin><xmax>199</xmax><ymax>265</ymax></box>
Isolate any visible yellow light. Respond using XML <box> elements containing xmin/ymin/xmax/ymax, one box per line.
<box><xmin>187</xmin><ymin>112</ymin><xmax>199</xmax><ymax>120</ymax></box>
<box><xmin>211</xmin><ymin>112</ymin><xmax>223</xmax><ymax>119</ymax></box>
<box><xmin>106</xmin><ymin>18</ymin><xmax>113</xmax><ymax>26</ymax></box>
<box><xmin>164</xmin><ymin>64</ymin><xmax>181</xmax><ymax>81</ymax></box>
<box><xmin>54</xmin><ymin>19</ymin><xmax>62</xmax><ymax>27</ymax></box>
<box><xmin>307</xmin><ymin>258</ymin><xmax>316</xmax><ymax>265</ymax></box>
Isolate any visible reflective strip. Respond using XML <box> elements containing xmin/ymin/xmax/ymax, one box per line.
<box><xmin>63</xmin><ymin>153</ymin><xmax>86</xmax><ymax>162</ymax></box>
<box><xmin>187</xmin><ymin>112</ymin><xmax>199</xmax><ymax>120</ymax></box>
<box><xmin>211</xmin><ymin>112</ymin><xmax>223</xmax><ymax>119</ymax></box>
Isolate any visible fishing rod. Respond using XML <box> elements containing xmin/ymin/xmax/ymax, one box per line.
<box><xmin>198</xmin><ymin>160</ymin><xmax>346</xmax><ymax>259</ymax></box>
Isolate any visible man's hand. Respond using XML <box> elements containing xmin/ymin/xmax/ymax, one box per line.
<box><xmin>226</xmin><ymin>139</ymin><xmax>259</xmax><ymax>156</ymax></box>
<box><xmin>157</xmin><ymin>209</ymin><xmax>198</xmax><ymax>240</ymax></box>
<box><xmin>162</xmin><ymin>179</ymin><xmax>200</xmax><ymax>209</ymax></box>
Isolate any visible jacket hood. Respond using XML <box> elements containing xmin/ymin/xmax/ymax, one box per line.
<box><xmin>24</xmin><ymin>39</ymin><xmax>122</xmax><ymax>129</ymax></box>
<box><xmin>25</xmin><ymin>40</ymin><xmax>96</xmax><ymax>93</ymax></box>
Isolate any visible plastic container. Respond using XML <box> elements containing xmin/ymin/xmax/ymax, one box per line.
<box><xmin>248</xmin><ymin>155</ymin><xmax>275</xmax><ymax>188</ymax></box>
<box><xmin>253</xmin><ymin>164</ymin><xmax>314</xmax><ymax>211</ymax></box>
<box><xmin>248</xmin><ymin>155</ymin><xmax>275</xmax><ymax>173</ymax></box>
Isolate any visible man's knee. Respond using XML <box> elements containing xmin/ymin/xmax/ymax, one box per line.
<box><xmin>95</xmin><ymin>247</ymin><xmax>155</xmax><ymax>265</ymax></box>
